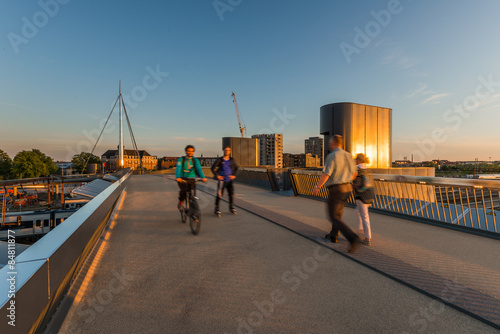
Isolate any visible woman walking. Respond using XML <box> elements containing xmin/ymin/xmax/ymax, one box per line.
<box><xmin>353</xmin><ymin>153</ymin><xmax>375</xmax><ymax>246</ymax></box>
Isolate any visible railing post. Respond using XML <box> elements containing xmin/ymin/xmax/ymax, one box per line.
<box><xmin>267</xmin><ymin>169</ymin><xmax>278</xmax><ymax>191</ymax></box>
<box><xmin>62</xmin><ymin>175</ymin><xmax>65</xmax><ymax>209</ymax></box>
<box><xmin>1</xmin><ymin>186</ymin><xmax>6</xmax><ymax>227</ymax></box>
<box><xmin>289</xmin><ymin>169</ymin><xmax>299</xmax><ymax>196</ymax></box>
<box><xmin>47</xmin><ymin>177</ymin><xmax>51</xmax><ymax>209</ymax></box>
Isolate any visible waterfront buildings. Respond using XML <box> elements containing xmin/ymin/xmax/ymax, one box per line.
<box><xmin>101</xmin><ymin>149</ymin><xmax>157</xmax><ymax>171</ymax></box>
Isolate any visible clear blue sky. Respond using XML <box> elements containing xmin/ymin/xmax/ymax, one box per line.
<box><xmin>2</xmin><ymin>0</ymin><xmax>500</xmax><ymax>162</ymax></box>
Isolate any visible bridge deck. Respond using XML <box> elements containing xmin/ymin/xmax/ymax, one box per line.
<box><xmin>54</xmin><ymin>175</ymin><xmax>500</xmax><ymax>333</ymax></box>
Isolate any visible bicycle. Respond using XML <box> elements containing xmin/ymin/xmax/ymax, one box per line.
<box><xmin>178</xmin><ymin>177</ymin><xmax>203</xmax><ymax>235</ymax></box>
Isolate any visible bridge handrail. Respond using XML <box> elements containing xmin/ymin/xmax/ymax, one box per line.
<box><xmin>0</xmin><ymin>170</ymin><xmax>131</xmax><ymax>333</ymax></box>
<box><xmin>291</xmin><ymin>169</ymin><xmax>500</xmax><ymax>189</ymax></box>
<box><xmin>289</xmin><ymin>170</ymin><xmax>500</xmax><ymax>236</ymax></box>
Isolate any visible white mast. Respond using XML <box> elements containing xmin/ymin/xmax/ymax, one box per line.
<box><xmin>119</xmin><ymin>81</ymin><xmax>124</xmax><ymax>169</ymax></box>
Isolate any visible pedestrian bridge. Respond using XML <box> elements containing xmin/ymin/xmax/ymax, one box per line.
<box><xmin>1</xmin><ymin>173</ymin><xmax>499</xmax><ymax>333</ymax></box>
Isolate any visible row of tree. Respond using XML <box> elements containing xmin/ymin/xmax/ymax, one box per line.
<box><xmin>0</xmin><ymin>149</ymin><xmax>101</xmax><ymax>180</ymax></box>
<box><xmin>0</xmin><ymin>149</ymin><xmax>58</xmax><ymax>180</ymax></box>
<box><xmin>440</xmin><ymin>163</ymin><xmax>500</xmax><ymax>172</ymax></box>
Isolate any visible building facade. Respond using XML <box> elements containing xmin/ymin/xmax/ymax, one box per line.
<box><xmin>222</xmin><ymin>137</ymin><xmax>259</xmax><ymax>167</ymax></box>
<box><xmin>320</xmin><ymin>102</ymin><xmax>392</xmax><ymax>168</ymax></box>
<box><xmin>160</xmin><ymin>157</ymin><xmax>179</xmax><ymax>169</ymax></box>
<box><xmin>305</xmin><ymin>137</ymin><xmax>324</xmax><ymax>166</ymax></box>
<box><xmin>199</xmin><ymin>156</ymin><xmax>219</xmax><ymax>167</ymax></box>
<box><xmin>251</xmin><ymin>134</ymin><xmax>283</xmax><ymax>168</ymax></box>
<box><xmin>283</xmin><ymin>153</ymin><xmax>295</xmax><ymax>168</ymax></box>
<box><xmin>56</xmin><ymin>162</ymin><xmax>76</xmax><ymax>175</ymax></box>
<box><xmin>101</xmin><ymin>149</ymin><xmax>157</xmax><ymax>171</ymax></box>
<box><xmin>295</xmin><ymin>153</ymin><xmax>321</xmax><ymax>168</ymax></box>
<box><xmin>283</xmin><ymin>153</ymin><xmax>321</xmax><ymax>168</ymax></box>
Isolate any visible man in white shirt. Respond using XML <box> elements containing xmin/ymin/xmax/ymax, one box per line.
<box><xmin>313</xmin><ymin>135</ymin><xmax>359</xmax><ymax>253</ymax></box>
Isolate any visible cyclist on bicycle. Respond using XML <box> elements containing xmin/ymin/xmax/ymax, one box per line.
<box><xmin>175</xmin><ymin>145</ymin><xmax>207</xmax><ymax>210</ymax></box>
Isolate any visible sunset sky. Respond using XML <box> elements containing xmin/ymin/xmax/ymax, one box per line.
<box><xmin>2</xmin><ymin>0</ymin><xmax>500</xmax><ymax>162</ymax></box>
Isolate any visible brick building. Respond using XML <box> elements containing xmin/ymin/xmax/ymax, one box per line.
<box><xmin>101</xmin><ymin>149</ymin><xmax>157</xmax><ymax>171</ymax></box>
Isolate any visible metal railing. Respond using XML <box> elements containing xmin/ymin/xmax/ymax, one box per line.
<box><xmin>0</xmin><ymin>170</ymin><xmax>131</xmax><ymax>334</ymax></box>
<box><xmin>289</xmin><ymin>170</ymin><xmax>499</xmax><ymax>236</ymax></box>
<box><xmin>233</xmin><ymin>168</ymin><xmax>292</xmax><ymax>191</ymax></box>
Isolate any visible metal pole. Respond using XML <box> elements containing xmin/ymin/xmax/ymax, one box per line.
<box><xmin>489</xmin><ymin>190</ymin><xmax>496</xmax><ymax>232</ymax></box>
<box><xmin>119</xmin><ymin>81</ymin><xmax>124</xmax><ymax>170</ymax></box>
<box><xmin>61</xmin><ymin>176</ymin><xmax>65</xmax><ymax>209</ymax></box>
<box><xmin>48</xmin><ymin>178</ymin><xmax>51</xmax><ymax>209</ymax></box>
<box><xmin>1</xmin><ymin>187</ymin><xmax>7</xmax><ymax>227</ymax></box>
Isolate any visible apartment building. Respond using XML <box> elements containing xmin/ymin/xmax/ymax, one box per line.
<box><xmin>251</xmin><ymin>134</ymin><xmax>283</xmax><ymax>168</ymax></box>
<box><xmin>305</xmin><ymin>136</ymin><xmax>324</xmax><ymax>166</ymax></box>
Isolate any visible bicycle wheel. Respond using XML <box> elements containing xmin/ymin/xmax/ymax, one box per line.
<box><xmin>189</xmin><ymin>200</ymin><xmax>201</xmax><ymax>235</ymax></box>
<box><xmin>180</xmin><ymin>201</ymin><xmax>188</xmax><ymax>224</ymax></box>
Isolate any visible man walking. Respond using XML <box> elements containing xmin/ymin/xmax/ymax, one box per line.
<box><xmin>211</xmin><ymin>146</ymin><xmax>239</xmax><ymax>216</ymax></box>
<box><xmin>313</xmin><ymin>135</ymin><xmax>359</xmax><ymax>253</ymax></box>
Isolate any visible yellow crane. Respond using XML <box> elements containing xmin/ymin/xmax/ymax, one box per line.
<box><xmin>231</xmin><ymin>91</ymin><xmax>246</xmax><ymax>138</ymax></box>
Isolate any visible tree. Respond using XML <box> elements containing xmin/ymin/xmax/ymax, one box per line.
<box><xmin>422</xmin><ymin>162</ymin><xmax>437</xmax><ymax>168</ymax></box>
<box><xmin>0</xmin><ymin>149</ymin><xmax>13</xmax><ymax>180</ymax></box>
<box><xmin>12</xmin><ymin>149</ymin><xmax>57</xmax><ymax>179</ymax></box>
<box><xmin>72</xmin><ymin>152</ymin><xmax>102</xmax><ymax>174</ymax></box>
<box><xmin>32</xmin><ymin>149</ymin><xmax>58</xmax><ymax>175</ymax></box>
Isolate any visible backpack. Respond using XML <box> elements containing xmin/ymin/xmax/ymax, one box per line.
<box><xmin>353</xmin><ymin>168</ymin><xmax>375</xmax><ymax>204</ymax></box>
<box><xmin>353</xmin><ymin>168</ymin><xmax>372</xmax><ymax>191</ymax></box>
<box><xmin>181</xmin><ymin>156</ymin><xmax>200</xmax><ymax>177</ymax></box>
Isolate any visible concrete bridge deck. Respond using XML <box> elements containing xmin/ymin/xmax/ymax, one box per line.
<box><xmin>50</xmin><ymin>175</ymin><xmax>500</xmax><ymax>333</ymax></box>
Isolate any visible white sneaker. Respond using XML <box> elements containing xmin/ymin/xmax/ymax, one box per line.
<box><xmin>360</xmin><ymin>239</ymin><xmax>371</xmax><ymax>246</ymax></box>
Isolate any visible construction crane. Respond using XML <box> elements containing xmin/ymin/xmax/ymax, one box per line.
<box><xmin>231</xmin><ymin>91</ymin><xmax>246</xmax><ymax>138</ymax></box>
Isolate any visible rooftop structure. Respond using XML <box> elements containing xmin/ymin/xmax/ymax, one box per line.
<box><xmin>320</xmin><ymin>102</ymin><xmax>392</xmax><ymax>168</ymax></box>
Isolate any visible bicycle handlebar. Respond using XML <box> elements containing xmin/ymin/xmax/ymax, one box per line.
<box><xmin>179</xmin><ymin>177</ymin><xmax>205</xmax><ymax>182</ymax></box>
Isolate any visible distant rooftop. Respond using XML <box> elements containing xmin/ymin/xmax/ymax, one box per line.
<box><xmin>101</xmin><ymin>149</ymin><xmax>153</xmax><ymax>158</ymax></box>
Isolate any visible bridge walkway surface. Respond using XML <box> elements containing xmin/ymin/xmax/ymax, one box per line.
<box><xmin>50</xmin><ymin>175</ymin><xmax>500</xmax><ymax>334</ymax></box>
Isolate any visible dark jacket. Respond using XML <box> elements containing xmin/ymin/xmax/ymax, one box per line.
<box><xmin>353</xmin><ymin>166</ymin><xmax>375</xmax><ymax>204</ymax></box>
<box><xmin>211</xmin><ymin>157</ymin><xmax>239</xmax><ymax>179</ymax></box>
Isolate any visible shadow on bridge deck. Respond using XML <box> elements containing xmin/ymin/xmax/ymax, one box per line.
<box><xmin>50</xmin><ymin>175</ymin><xmax>500</xmax><ymax>334</ymax></box>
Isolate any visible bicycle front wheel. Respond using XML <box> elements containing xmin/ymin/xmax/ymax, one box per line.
<box><xmin>189</xmin><ymin>201</ymin><xmax>201</xmax><ymax>235</ymax></box>
<box><xmin>180</xmin><ymin>203</ymin><xmax>188</xmax><ymax>224</ymax></box>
